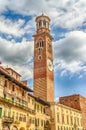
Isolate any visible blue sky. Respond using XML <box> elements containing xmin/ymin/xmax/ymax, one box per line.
<box><xmin>0</xmin><ymin>0</ymin><xmax>86</xmax><ymax>100</ymax></box>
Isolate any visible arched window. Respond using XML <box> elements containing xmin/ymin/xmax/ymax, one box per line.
<box><xmin>40</xmin><ymin>42</ymin><xmax>41</xmax><ymax>47</ymax></box>
<box><xmin>42</xmin><ymin>41</ymin><xmax>44</xmax><ymax>47</ymax></box>
<box><xmin>36</xmin><ymin>40</ymin><xmax>44</xmax><ymax>48</ymax></box>
<box><xmin>39</xmin><ymin>20</ymin><xmax>42</xmax><ymax>27</ymax></box>
<box><xmin>43</xmin><ymin>20</ymin><xmax>46</xmax><ymax>27</ymax></box>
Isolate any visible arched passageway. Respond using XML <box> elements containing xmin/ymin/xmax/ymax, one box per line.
<box><xmin>20</xmin><ymin>127</ymin><xmax>25</xmax><ymax>130</ymax></box>
<box><xmin>3</xmin><ymin>125</ymin><xmax>10</xmax><ymax>130</ymax></box>
<box><xmin>12</xmin><ymin>126</ymin><xmax>18</xmax><ymax>130</ymax></box>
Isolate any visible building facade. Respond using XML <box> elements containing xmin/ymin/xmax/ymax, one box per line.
<box><xmin>50</xmin><ymin>102</ymin><xmax>83</xmax><ymax>130</ymax></box>
<box><xmin>0</xmin><ymin>66</ymin><xmax>50</xmax><ymax>130</ymax></box>
<box><xmin>28</xmin><ymin>93</ymin><xmax>50</xmax><ymax>130</ymax></box>
<box><xmin>0</xmin><ymin>66</ymin><xmax>32</xmax><ymax>130</ymax></box>
<box><xmin>33</xmin><ymin>14</ymin><xmax>54</xmax><ymax>102</ymax></box>
<box><xmin>59</xmin><ymin>95</ymin><xmax>86</xmax><ymax>130</ymax></box>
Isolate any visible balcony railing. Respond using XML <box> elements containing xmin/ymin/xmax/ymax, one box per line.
<box><xmin>14</xmin><ymin>120</ymin><xmax>20</xmax><ymax>124</ymax></box>
<box><xmin>0</xmin><ymin>96</ymin><xmax>35</xmax><ymax>114</ymax></box>
<box><xmin>2</xmin><ymin>116</ymin><xmax>14</xmax><ymax>123</ymax></box>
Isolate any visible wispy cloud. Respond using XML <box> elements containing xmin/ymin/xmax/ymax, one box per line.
<box><xmin>54</xmin><ymin>31</ymin><xmax>86</xmax><ymax>75</ymax></box>
<box><xmin>0</xmin><ymin>37</ymin><xmax>33</xmax><ymax>79</ymax></box>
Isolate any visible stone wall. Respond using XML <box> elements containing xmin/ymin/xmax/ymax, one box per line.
<box><xmin>59</xmin><ymin>94</ymin><xmax>86</xmax><ymax>129</ymax></box>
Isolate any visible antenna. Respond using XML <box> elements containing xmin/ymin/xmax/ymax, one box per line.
<box><xmin>42</xmin><ymin>9</ymin><xmax>44</xmax><ymax>15</ymax></box>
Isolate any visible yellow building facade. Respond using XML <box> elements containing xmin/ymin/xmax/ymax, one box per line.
<box><xmin>28</xmin><ymin>94</ymin><xmax>50</xmax><ymax>130</ymax></box>
<box><xmin>0</xmin><ymin>66</ymin><xmax>33</xmax><ymax>130</ymax></box>
<box><xmin>50</xmin><ymin>102</ymin><xmax>83</xmax><ymax>130</ymax></box>
<box><xmin>0</xmin><ymin>66</ymin><xmax>50</xmax><ymax>130</ymax></box>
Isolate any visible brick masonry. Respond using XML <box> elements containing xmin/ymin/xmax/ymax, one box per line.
<box><xmin>59</xmin><ymin>94</ymin><xmax>86</xmax><ymax>129</ymax></box>
<box><xmin>33</xmin><ymin>32</ymin><xmax>54</xmax><ymax>102</ymax></box>
<box><xmin>33</xmin><ymin>14</ymin><xmax>54</xmax><ymax>102</ymax></box>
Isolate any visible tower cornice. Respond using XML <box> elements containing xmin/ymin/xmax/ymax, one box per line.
<box><xmin>33</xmin><ymin>31</ymin><xmax>53</xmax><ymax>40</ymax></box>
<box><xmin>35</xmin><ymin>14</ymin><xmax>50</xmax><ymax>22</ymax></box>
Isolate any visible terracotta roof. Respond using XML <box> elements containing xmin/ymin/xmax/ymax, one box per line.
<box><xmin>0</xmin><ymin>67</ymin><xmax>33</xmax><ymax>92</ymax></box>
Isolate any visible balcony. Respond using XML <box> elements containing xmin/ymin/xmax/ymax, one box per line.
<box><xmin>0</xmin><ymin>96</ymin><xmax>35</xmax><ymax>114</ymax></box>
<box><xmin>2</xmin><ymin>116</ymin><xmax>14</xmax><ymax>123</ymax></box>
<box><xmin>14</xmin><ymin>120</ymin><xmax>20</xmax><ymax>124</ymax></box>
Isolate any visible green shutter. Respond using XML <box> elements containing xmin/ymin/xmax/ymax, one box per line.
<box><xmin>0</xmin><ymin>108</ymin><xmax>2</xmax><ymax>118</ymax></box>
<box><xmin>12</xmin><ymin>97</ymin><xmax>14</xmax><ymax>103</ymax></box>
<box><xmin>4</xmin><ymin>94</ymin><xmax>6</xmax><ymax>99</ymax></box>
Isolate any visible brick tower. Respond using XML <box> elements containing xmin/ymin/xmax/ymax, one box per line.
<box><xmin>33</xmin><ymin>14</ymin><xmax>54</xmax><ymax>102</ymax></box>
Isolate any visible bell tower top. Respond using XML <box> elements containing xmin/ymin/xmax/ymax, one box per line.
<box><xmin>35</xmin><ymin>13</ymin><xmax>50</xmax><ymax>34</ymax></box>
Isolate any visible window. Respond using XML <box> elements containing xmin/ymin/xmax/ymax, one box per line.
<box><xmin>28</xmin><ymin>97</ymin><xmax>30</xmax><ymax>103</ymax></box>
<box><xmin>32</xmin><ymin>99</ymin><xmax>34</xmax><ymax>105</ymax></box>
<box><xmin>34</xmin><ymin>103</ymin><xmax>36</xmax><ymax>110</ymax></box>
<box><xmin>12</xmin><ymin>111</ymin><xmax>15</xmax><ymax>119</ymax></box>
<box><xmin>22</xmin><ymin>91</ymin><xmax>24</xmax><ymax>96</ymax></box>
<box><xmin>77</xmin><ymin>118</ymin><xmax>79</xmax><ymax>125</ymax></box>
<box><xmin>0</xmin><ymin>108</ymin><xmax>2</xmax><ymax>118</ymax></box>
<box><xmin>67</xmin><ymin>115</ymin><xmax>69</xmax><ymax>124</ymax></box>
<box><xmin>19</xmin><ymin>114</ymin><xmax>22</xmax><ymax>121</ymax></box>
<box><xmin>70</xmin><ymin>116</ymin><xmax>73</xmax><ymax>125</ymax></box>
<box><xmin>36</xmin><ymin>40</ymin><xmax>44</xmax><ymax>48</ymax></box>
<box><xmin>4</xmin><ymin>80</ymin><xmax>7</xmax><ymax>87</ymax></box>
<box><xmin>41</xmin><ymin>41</ymin><xmax>44</xmax><ymax>47</ymax></box>
<box><xmin>23</xmin><ymin>115</ymin><xmax>26</xmax><ymax>122</ymax></box>
<box><xmin>57</xmin><ymin>113</ymin><xmax>60</xmax><ymax>123</ymax></box>
<box><xmin>3</xmin><ymin>108</ymin><xmax>6</xmax><ymax>117</ymax></box>
<box><xmin>38</xmin><ymin>118</ymin><xmax>39</xmax><ymax>126</ymax></box>
<box><xmin>41</xmin><ymin>106</ymin><xmax>43</xmax><ymax>113</ymax></box>
<box><xmin>41</xmin><ymin>120</ymin><xmax>43</xmax><ymax>126</ymax></box>
<box><xmin>16</xmin><ymin>112</ymin><xmax>18</xmax><ymax>120</ymax></box>
<box><xmin>8</xmin><ymin>110</ymin><xmax>11</xmax><ymax>117</ymax></box>
<box><xmin>74</xmin><ymin>117</ymin><xmax>76</xmax><ymax>125</ymax></box>
<box><xmin>37</xmin><ymin>105</ymin><xmax>39</xmax><ymax>112</ymax></box>
<box><xmin>35</xmin><ymin>118</ymin><xmax>39</xmax><ymax>126</ymax></box>
<box><xmin>39</xmin><ymin>20</ymin><xmax>42</xmax><ymax>27</ymax></box>
<box><xmin>43</xmin><ymin>20</ymin><xmax>46</xmax><ymax>27</ymax></box>
<box><xmin>58</xmin><ymin>126</ymin><xmax>59</xmax><ymax>130</ymax></box>
<box><xmin>43</xmin><ymin>108</ymin><xmax>45</xmax><ymax>113</ymax></box>
<box><xmin>12</xmin><ymin>85</ymin><xmax>15</xmax><ymax>91</ymax></box>
<box><xmin>35</xmin><ymin>118</ymin><xmax>37</xmax><ymax>126</ymax></box>
<box><xmin>62</xmin><ymin>114</ymin><xmax>65</xmax><ymax>124</ymax></box>
<box><xmin>4</xmin><ymin>94</ymin><xmax>6</xmax><ymax>99</ymax></box>
<box><xmin>12</xmin><ymin>97</ymin><xmax>14</xmax><ymax>103</ymax></box>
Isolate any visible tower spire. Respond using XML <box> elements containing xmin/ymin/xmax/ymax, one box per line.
<box><xmin>42</xmin><ymin>9</ymin><xmax>44</xmax><ymax>15</ymax></box>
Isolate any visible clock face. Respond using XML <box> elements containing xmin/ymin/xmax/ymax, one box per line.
<box><xmin>47</xmin><ymin>59</ymin><xmax>53</xmax><ymax>71</ymax></box>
